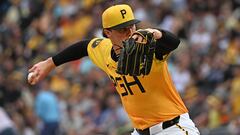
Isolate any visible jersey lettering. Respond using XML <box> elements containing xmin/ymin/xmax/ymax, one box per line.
<box><xmin>123</xmin><ymin>76</ymin><xmax>145</xmax><ymax>93</ymax></box>
<box><xmin>120</xmin><ymin>83</ymin><xmax>129</xmax><ymax>96</ymax></box>
<box><xmin>109</xmin><ymin>75</ymin><xmax>145</xmax><ymax>96</ymax></box>
<box><xmin>120</xmin><ymin>9</ymin><xmax>127</xmax><ymax>19</ymax></box>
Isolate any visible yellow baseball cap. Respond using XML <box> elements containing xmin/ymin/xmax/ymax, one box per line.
<box><xmin>102</xmin><ymin>4</ymin><xmax>140</xmax><ymax>29</ymax></box>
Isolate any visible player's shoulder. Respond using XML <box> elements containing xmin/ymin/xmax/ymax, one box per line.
<box><xmin>89</xmin><ymin>38</ymin><xmax>112</xmax><ymax>48</ymax></box>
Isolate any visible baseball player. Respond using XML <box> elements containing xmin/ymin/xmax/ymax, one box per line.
<box><xmin>28</xmin><ymin>4</ymin><xmax>200</xmax><ymax>135</ymax></box>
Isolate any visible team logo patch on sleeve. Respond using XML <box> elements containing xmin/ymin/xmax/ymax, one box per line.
<box><xmin>92</xmin><ymin>39</ymin><xmax>103</xmax><ymax>48</ymax></box>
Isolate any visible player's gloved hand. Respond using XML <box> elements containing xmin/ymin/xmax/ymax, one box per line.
<box><xmin>28</xmin><ymin>58</ymin><xmax>56</xmax><ymax>85</ymax></box>
<box><xmin>116</xmin><ymin>29</ymin><xmax>157</xmax><ymax>76</ymax></box>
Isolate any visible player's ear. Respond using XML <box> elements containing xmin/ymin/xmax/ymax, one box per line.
<box><xmin>103</xmin><ymin>29</ymin><xmax>111</xmax><ymax>38</ymax></box>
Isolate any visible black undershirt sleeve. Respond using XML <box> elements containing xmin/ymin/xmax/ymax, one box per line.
<box><xmin>52</xmin><ymin>30</ymin><xmax>179</xmax><ymax>66</ymax></box>
<box><xmin>52</xmin><ymin>39</ymin><xmax>90</xmax><ymax>66</ymax></box>
<box><xmin>155</xmin><ymin>29</ymin><xmax>180</xmax><ymax>60</ymax></box>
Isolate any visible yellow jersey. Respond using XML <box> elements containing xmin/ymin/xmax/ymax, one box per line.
<box><xmin>87</xmin><ymin>38</ymin><xmax>188</xmax><ymax>129</ymax></box>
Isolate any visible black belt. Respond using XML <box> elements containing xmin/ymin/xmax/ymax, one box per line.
<box><xmin>136</xmin><ymin>116</ymin><xmax>180</xmax><ymax>135</ymax></box>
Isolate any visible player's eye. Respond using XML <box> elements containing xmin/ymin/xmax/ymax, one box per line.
<box><xmin>115</xmin><ymin>28</ymin><xmax>128</xmax><ymax>33</ymax></box>
<box><xmin>115</xmin><ymin>24</ymin><xmax>134</xmax><ymax>33</ymax></box>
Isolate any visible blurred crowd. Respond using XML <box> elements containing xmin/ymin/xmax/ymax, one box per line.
<box><xmin>0</xmin><ymin>0</ymin><xmax>240</xmax><ymax>135</ymax></box>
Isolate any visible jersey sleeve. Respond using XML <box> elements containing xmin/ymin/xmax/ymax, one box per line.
<box><xmin>87</xmin><ymin>38</ymin><xmax>111</xmax><ymax>72</ymax></box>
<box><xmin>52</xmin><ymin>40</ymin><xmax>90</xmax><ymax>66</ymax></box>
<box><xmin>155</xmin><ymin>29</ymin><xmax>180</xmax><ymax>61</ymax></box>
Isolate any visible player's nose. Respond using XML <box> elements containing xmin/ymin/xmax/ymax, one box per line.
<box><xmin>127</xmin><ymin>28</ymin><xmax>133</xmax><ymax>37</ymax></box>
<box><xmin>128</xmin><ymin>25</ymin><xmax>136</xmax><ymax>36</ymax></box>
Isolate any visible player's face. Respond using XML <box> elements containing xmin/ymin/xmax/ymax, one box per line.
<box><xmin>114</xmin><ymin>24</ymin><xmax>136</xmax><ymax>35</ymax></box>
<box><xmin>106</xmin><ymin>24</ymin><xmax>136</xmax><ymax>46</ymax></box>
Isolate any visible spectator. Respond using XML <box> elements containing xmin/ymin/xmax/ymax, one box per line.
<box><xmin>0</xmin><ymin>107</ymin><xmax>18</xmax><ymax>135</ymax></box>
<box><xmin>35</xmin><ymin>80</ymin><xmax>60</xmax><ymax>135</ymax></box>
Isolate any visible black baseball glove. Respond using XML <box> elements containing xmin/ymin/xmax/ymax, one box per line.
<box><xmin>116</xmin><ymin>29</ymin><xmax>156</xmax><ymax>76</ymax></box>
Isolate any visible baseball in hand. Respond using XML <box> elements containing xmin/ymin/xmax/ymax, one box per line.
<box><xmin>28</xmin><ymin>72</ymin><xmax>37</xmax><ymax>84</ymax></box>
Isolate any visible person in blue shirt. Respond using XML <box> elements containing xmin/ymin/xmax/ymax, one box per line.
<box><xmin>35</xmin><ymin>80</ymin><xmax>60</xmax><ymax>135</ymax></box>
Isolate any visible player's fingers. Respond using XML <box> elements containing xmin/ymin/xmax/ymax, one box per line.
<box><xmin>28</xmin><ymin>78</ymin><xmax>36</xmax><ymax>85</ymax></box>
<box><xmin>134</xmin><ymin>35</ymin><xmax>143</xmax><ymax>42</ymax></box>
<box><xmin>28</xmin><ymin>69</ymin><xmax>41</xmax><ymax>85</ymax></box>
<box><xmin>28</xmin><ymin>77</ymin><xmax>32</xmax><ymax>84</ymax></box>
<box><xmin>138</xmin><ymin>36</ymin><xmax>147</xmax><ymax>43</ymax></box>
<box><xmin>29</xmin><ymin>79</ymin><xmax>36</xmax><ymax>85</ymax></box>
<box><xmin>28</xmin><ymin>73</ymin><xmax>36</xmax><ymax>85</ymax></box>
<box><xmin>132</xmin><ymin>34</ymin><xmax>138</xmax><ymax>39</ymax></box>
<box><xmin>145</xmin><ymin>28</ymin><xmax>162</xmax><ymax>39</ymax></box>
<box><xmin>29</xmin><ymin>75</ymin><xmax>41</xmax><ymax>85</ymax></box>
<box><xmin>132</xmin><ymin>34</ymin><xmax>147</xmax><ymax>43</ymax></box>
<box><xmin>145</xmin><ymin>28</ymin><xmax>153</xmax><ymax>33</ymax></box>
<box><xmin>142</xmin><ymin>38</ymin><xmax>146</xmax><ymax>43</ymax></box>
<box><xmin>137</xmin><ymin>36</ymin><xmax>143</xmax><ymax>42</ymax></box>
<box><xmin>28</xmin><ymin>66</ymin><xmax>37</xmax><ymax>72</ymax></box>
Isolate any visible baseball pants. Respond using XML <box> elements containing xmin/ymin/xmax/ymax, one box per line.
<box><xmin>131</xmin><ymin>113</ymin><xmax>200</xmax><ymax>135</ymax></box>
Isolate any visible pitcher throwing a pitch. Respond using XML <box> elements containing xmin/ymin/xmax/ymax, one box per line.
<box><xmin>28</xmin><ymin>4</ymin><xmax>200</xmax><ymax>135</ymax></box>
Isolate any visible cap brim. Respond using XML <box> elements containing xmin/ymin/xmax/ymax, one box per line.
<box><xmin>110</xmin><ymin>19</ymin><xmax>140</xmax><ymax>30</ymax></box>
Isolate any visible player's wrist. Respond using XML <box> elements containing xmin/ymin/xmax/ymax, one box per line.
<box><xmin>47</xmin><ymin>57</ymin><xmax>57</xmax><ymax>70</ymax></box>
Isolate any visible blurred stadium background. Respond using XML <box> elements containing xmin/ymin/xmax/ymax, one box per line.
<box><xmin>0</xmin><ymin>0</ymin><xmax>239</xmax><ymax>135</ymax></box>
